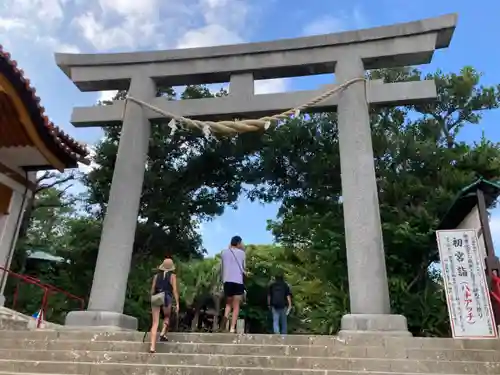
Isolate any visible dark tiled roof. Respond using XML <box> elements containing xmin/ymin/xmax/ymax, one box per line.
<box><xmin>0</xmin><ymin>45</ymin><xmax>90</xmax><ymax>168</ymax></box>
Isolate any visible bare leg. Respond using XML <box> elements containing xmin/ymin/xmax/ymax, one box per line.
<box><xmin>221</xmin><ymin>296</ymin><xmax>233</xmax><ymax>332</ymax></box>
<box><xmin>149</xmin><ymin>306</ymin><xmax>161</xmax><ymax>352</ymax></box>
<box><xmin>159</xmin><ymin>321</ymin><xmax>168</xmax><ymax>339</ymax></box>
<box><xmin>160</xmin><ymin>304</ymin><xmax>172</xmax><ymax>338</ymax></box>
<box><xmin>224</xmin><ymin>296</ymin><xmax>233</xmax><ymax>319</ymax></box>
<box><xmin>230</xmin><ymin>295</ymin><xmax>241</xmax><ymax>333</ymax></box>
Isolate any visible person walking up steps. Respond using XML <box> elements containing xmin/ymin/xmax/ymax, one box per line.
<box><xmin>268</xmin><ymin>273</ymin><xmax>292</xmax><ymax>335</ymax></box>
<box><xmin>220</xmin><ymin>235</ymin><xmax>246</xmax><ymax>333</ymax></box>
<box><xmin>149</xmin><ymin>258</ymin><xmax>179</xmax><ymax>353</ymax></box>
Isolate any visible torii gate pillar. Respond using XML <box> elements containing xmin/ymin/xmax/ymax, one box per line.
<box><xmin>56</xmin><ymin>14</ymin><xmax>457</xmax><ymax>333</ymax></box>
<box><xmin>335</xmin><ymin>56</ymin><xmax>399</xmax><ymax>335</ymax></box>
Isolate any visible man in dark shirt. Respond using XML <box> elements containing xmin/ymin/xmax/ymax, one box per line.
<box><xmin>267</xmin><ymin>273</ymin><xmax>292</xmax><ymax>334</ymax></box>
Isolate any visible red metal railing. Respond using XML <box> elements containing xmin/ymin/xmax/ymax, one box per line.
<box><xmin>490</xmin><ymin>273</ymin><xmax>500</xmax><ymax>330</ymax></box>
<box><xmin>0</xmin><ymin>266</ymin><xmax>85</xmax><ymax>328</ymax></box>
<box><xmin>491</xmin><ymin>273</ymin><xmax>500</xmax><ymax>305</ymax></box>
<box><xmin>490</xmin><ymin>274</ymin><xmax>500</xmax><ymax>312</ymax></box>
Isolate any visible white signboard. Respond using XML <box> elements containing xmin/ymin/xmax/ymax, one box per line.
<box><xmin>436</xmin><ymin>229</ymin><xmax>498</xmax><ymax>339</ymax></box>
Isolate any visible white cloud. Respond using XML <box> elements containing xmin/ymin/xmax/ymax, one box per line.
<box><xmin>199</xmin><ymin>0</ymin><xmax>250</xmax><ymax>33</ymax></box>
<box><xmin>13</xmin><ymin>0</ymin><xmax>65</xmax><ymax>22</ymax></box>
<box><xmin>74</xmin><ymin>12</ymin><xmax>140</xmax><ymax>51</ymax></box>
<box><xmin>66</xmin><ymin>0</ymin><xmax>253</xmax><ymax>52</ymax></box>
<box><xmin>98</xmin><ymin>0</ymin><xmax>159</xmax><ymax>17</ymax></box>
<box><xmin>303</xmin><ymin>16</ymin><xmax>347</xmax><ymax>36</ymax></box>
<box><xmin>0</xmin><ymin>18</ymin><xmax>26</xmax><ymax>31</ymax></box>
<box><xmin>72</xmin><ymin>1</ymin><xmax>188</xmax><ymax>51</ymax></box>
<box><xmin>176</xmin><ymin>0</ymin><xmax>252</xmax><ymax>50</ymax></box>
<box><xmin>78</xmin><ymin>145</ymin><xmax>100</xmax><ymax>174</ymax></box>
<box><xmin>255</xmin><ymin>79</ymin><xmax>289</xmax><ymax>94</ymax></box>
<box><xmin>98</xmin><ymin>90</ymin><xmax>119</xmax><ymax>103</ymax></box>
<box><xmin>0</xmin><ymin>0</ymin><xmax>78</xmax><ymax>53</ymax></box>
<box><xmin>38</xmin><ymin>36</ymin><xmax>81</xmax><ymax>53</ymax></box>
<box><xmin>177</xmin><ymin>24</ymin><xmax>243</xmax><ymax>49</ymax></box>
<box><xmin>302</xmin><ymin>7</ymin><xmax>367</xmax><ymax>36</ymax></box>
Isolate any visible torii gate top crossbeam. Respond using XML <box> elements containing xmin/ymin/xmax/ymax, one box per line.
<box><xmin>57</xmin><ymin>14</ymin><xmax>457</xmax><ymax>126</ymax></box>
<box><xmin>56</xmin><ymin>14</ymin><xmax>456</xmax><ymax>92</ymax></box>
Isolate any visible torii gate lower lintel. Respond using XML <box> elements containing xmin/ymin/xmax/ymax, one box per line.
<box><xmin>56</xmin><ymin>13</ymin><xmax>458</xmax><ymax>334</ymax></box>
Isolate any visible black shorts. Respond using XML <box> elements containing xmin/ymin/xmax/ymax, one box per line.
<box><xmin>224</xmin><ymin>282</ymin><xmax>244</xmax><ymax>297</ymax></box>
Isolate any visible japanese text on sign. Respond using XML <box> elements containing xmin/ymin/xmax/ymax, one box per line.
<box><xmin>436</xmin><ymin>229</ymin><xmax>497</xmax><ymax>339</ymax></box>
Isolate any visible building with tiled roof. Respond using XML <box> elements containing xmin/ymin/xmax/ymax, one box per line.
<box><xmin>0</xmin><ymin>46</ymin><xmax>89</xmax><ymax>304</ymax></box>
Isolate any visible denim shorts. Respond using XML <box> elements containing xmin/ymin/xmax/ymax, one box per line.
<box><xmin>163</xmin><ymin>293</ymin><xmax>173</xmax><ymax>307</ymax></box>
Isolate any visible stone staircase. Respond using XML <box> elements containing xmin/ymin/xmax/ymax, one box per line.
<box><xmin>0</xmin><ymin>329</ymin><xmax>498</xmax><ymax>374</ymax></box>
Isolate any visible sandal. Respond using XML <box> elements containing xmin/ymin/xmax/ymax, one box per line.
<box><xmin>159</xmin><ymin>335</ymin><xmax>168</xmax><ymax>342</ymax></box>
<box><xmin>149</xmin><ymin>349</ymin><xmax>156</xmax><ymax>354</ymax></box>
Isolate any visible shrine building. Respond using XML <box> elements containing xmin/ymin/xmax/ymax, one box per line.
<box><xmin>0</xmin><ymin>46</ymin><xmax>89</xmax><ymax>304</ymax></box>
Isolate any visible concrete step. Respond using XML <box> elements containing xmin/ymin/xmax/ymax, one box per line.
<box><xmin>0</xmin><ymin>307</ymin><xmax>31</xmax><ymax>321</ymax></box>
<box><xmin>0</xmin><ymin>319</ymin><xmax>28</xmax><ymax>331</ymax></box>
<box><xmin>0</xmin><ymin>330</ymin><xmax>499</xmax><ymax>351</ymax></box>
<box><xmin>0</xmin><ymin>330</ymin><xmax>338</xmax><ymax>345</ymax></box>
<box><xmin>0</xmin><ymin>360</ymin><xmax>490</xmax><ymax>375</ymax></box>
<box><xmin>0</xmin><ymin>373</ymin><xmax>478</xmax><ymax>375</ymax></box>
<box><xmin>0</xmin><ymin>339</ymin><xmax>498</xmax><ymax>362</ymax></box>
<box><xmin>0</xmin><ymin>349</ymin><xmax>498</xmax><ymax>373</ymax></box>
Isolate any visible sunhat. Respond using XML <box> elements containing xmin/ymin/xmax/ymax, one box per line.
<box><xmin>158</xmin><ymin>258</ymin><xmax>175</xmax><ymax>272</ymax></box>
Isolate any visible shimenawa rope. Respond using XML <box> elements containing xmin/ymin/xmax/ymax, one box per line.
<box><xmin>121</xmin><ymin>77</ymin><xmax>365</xmax><ymax>138</ymax></box>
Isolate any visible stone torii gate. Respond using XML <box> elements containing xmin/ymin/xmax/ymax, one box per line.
<box><xmin>56</xmin><ymin>14</ymin><xmax>457</xmax><ymax>333</ymax></box>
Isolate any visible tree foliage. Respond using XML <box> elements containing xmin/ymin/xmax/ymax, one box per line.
<box><xmin>7</xmin><ymin>67</ymin><xmax>500</xmax><ymax>336</ymax></box>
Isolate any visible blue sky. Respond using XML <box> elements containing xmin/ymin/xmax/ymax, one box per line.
<box><xmin>1</xmin><ymin>0</ymin><xmax>499</xmax><ymax>256</ymax></box>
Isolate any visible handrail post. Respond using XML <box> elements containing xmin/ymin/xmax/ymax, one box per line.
<box><xmin>37</xmin><ymin>288</ymin><xmax>48</xmax><ymax>329</ymax></box>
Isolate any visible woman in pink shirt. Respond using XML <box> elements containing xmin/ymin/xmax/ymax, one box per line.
<box><xmin>220</xmin><ymin>235</ymin><xmax>246</xmax><ymax>333</ymax></box>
